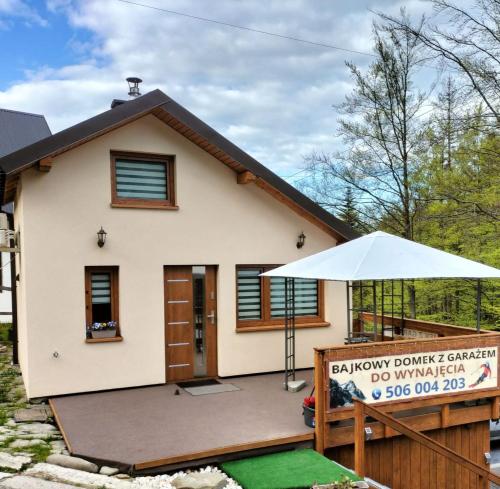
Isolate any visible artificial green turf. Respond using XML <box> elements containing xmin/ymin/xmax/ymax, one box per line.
<box><xmin>221</xmin><ymin>448</ymin><xmax>362</xmax><ymax>489</ymax></box>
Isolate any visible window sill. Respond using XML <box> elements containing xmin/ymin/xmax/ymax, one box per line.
<box><xmin>85</xmin><ymin>336</ymin><xmax>123</xmax><ymax>344</ymax></box>
<box><xmin>111</xmin><ymin>202</ymin><xmax>178</xmax><ymax>210</ymax></box>
<box><xmin>236</xmin><ymin>322</ymin><xmax>330</xmax><ymax>333</ymax></box>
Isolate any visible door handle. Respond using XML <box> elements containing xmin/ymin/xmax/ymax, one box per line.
<box><xmin>207</xmin><ymin>311</ymin><xmax>216</xmax><ymax>324</ymax></box>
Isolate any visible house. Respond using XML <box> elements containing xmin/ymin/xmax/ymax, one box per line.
<box><xmin>0</xmin><ymin>109</ymin><xmax>52</xmax><ymax>325</ymax></box>
<box><xmin>0</xmin><ymin>88</ymin><xmax>357</xmax><ymax>399</ymax></box>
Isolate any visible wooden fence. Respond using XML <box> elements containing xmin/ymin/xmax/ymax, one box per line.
<box><xmin>354</xmin><ymin>399</ymin><xmax>500</xmax><ymax>488</ymax></box>
<box><xmin>314</xmin><ymin>333</ymin><xmax>500</xmax><ymax>488</ymax></box>
<box><xmin>355</xmin><ymin>312</ymin><xmax>490</xmax><ymax>339</ymax></box>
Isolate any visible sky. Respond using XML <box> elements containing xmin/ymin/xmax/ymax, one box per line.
<box><xmin>0</xmin><ymin>0</ymin><xmax>444</xmax><ymax>179</ymax></box>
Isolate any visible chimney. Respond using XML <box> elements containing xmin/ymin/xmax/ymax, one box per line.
<box><xmin>111</xmin><ymin>77</ymin><xmax>143</xmax><ymax>108</ymax></box>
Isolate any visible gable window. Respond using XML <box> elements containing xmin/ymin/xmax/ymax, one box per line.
<box><xmin>84</xmin><ymin>266</ymin><xmax>121</xmax><ymax>342</ymax></box>
<box><xmin>236</xmin><ymin>266</ymin><xmax>327</xmax><ymax>331</ymax></box>
<box><xmin>110</xmin><ymin>151</ymin><xmax>176</xmax><ymax>209</ymax></box>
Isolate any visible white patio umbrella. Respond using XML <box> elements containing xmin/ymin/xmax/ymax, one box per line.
<box><xmin>262</xmin><ymin>231</ymin><xmax>500</xmax><ymax>281</ymax></box>
<box><xmin>263</xmin><ymin>231</ymin><xmax>499</xmax><ymax>390</ymax></box>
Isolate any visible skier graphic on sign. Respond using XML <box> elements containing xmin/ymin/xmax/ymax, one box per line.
<box><xmin>469</xmin><ymin>362</ymin><xmax>492</xmax><ymax>388</ymax></box>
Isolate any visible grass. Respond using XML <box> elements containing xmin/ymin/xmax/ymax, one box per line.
<box><xmin>8</xmin><ymin>442</ymin><xmax>52</xmax><ymax>463</ymax></box>
<box><xmin>0</xmin><ymin>408</ymin><xmax>7</xmax><ymax>425</ymax></box>
<box><xmin>0</xmin><ymin>367</ymin><xmax>19</xmax><ymax>403</ymax></box>
<box><xmin>221</xmin><ymin>449</ymin><xmax>362</xmax><ymax>489</ymax></box>
<box><xmin>21</xmin><ymin>443</ymin><xmax>52</xmax><ymax>463</ymax></box>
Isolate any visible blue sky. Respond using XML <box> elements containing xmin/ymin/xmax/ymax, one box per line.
<box><xmin>0</xmin><ymin>0</ymin><xmax>445</xmax><ymax>178</ymax></box>
<box><xmin>0</xmin><ymin>1</ymin><xmax>87</xmax><ymax>87</ymax></box>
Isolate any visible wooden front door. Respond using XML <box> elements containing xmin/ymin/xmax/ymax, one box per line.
<box><xmin>164</xmin><ymin>266</ymin><xmax>217</xmax><ymax>382</ymax></box>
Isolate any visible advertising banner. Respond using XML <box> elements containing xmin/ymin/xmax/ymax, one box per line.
<box><xmin>329</xmin><ymin>346</ymin><xmax>497</xmax><ymax>408</ymax></box>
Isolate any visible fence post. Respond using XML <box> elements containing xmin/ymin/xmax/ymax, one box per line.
<box><xmin>354</xmin><ymin>400</ymin><xmax>365</xmax><ymax>478</ymax></box>
<box><xmin>314</xmin><ymin>349</ymin><xmax>325</xmax><ymax>454</ymax></box>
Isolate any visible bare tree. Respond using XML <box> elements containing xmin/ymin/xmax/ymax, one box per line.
<box><xmin>304</xmin><ymin>16</ymin><xmax>429</xmax><ymax>241</ymax></box>
<box><xmin>379</xmin><ymin>0</ymin><xmax>500</xmax><ymax>122</ymax></box>
<box><xmin>302</xmin><ymin>15</ymin><xmax>431</xmax><ymax>316</ymax></box>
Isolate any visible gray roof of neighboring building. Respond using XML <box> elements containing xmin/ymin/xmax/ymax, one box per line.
<box><xmin>0</xmin><ymin>109</ymin><xmax>51</xmax><ymax>159</ymax></box>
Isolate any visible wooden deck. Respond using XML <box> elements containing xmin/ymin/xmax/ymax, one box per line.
<box><xmin>49</xmin><ymin>370</ymin><xmax>314</xmax><ymax>472</ymax></box>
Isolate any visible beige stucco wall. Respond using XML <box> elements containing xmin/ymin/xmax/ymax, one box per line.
<box><xmin>16</xmin><ymin>114</ymin><xmax>348</xmax><ymax>399</ymax></box>
<box><xmin>14</xmin><ymin>186</ymin><xmax>30</xmax><ymax>396</ymax></box>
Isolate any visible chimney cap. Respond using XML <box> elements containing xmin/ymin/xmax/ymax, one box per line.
<box><xmin>126</xmin><ymin>77</ymin><xmax>142</xmax><ymax>98</ymax></box>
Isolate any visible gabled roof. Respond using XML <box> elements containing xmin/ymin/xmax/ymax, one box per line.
<box><xmin>0</xmin><ymin>108</ymin><xmax>51</xmax><ymax>158</ymax></box>
<box><xmin>0</xmin><ymin>90</ymin><xmax>358</xmax><ymax>241</ymax></box>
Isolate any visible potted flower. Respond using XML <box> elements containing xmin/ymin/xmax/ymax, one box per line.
<box><xmin>89</xmin><ymin>321</ymin><xmax>117</xmax><ymax>339</ymax></box>
<box><xmin>303</xmin><ymin>394</ymin><xmax>315</xmax><ymax>428</ymax></box>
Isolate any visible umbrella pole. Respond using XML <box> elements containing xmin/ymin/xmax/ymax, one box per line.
<box><xmin>346</xmin><ymin>281</ymin><xmax>352</xmax><ymax>342</ymax></box>
<box><xmin>373</xmin><ymin>281</ymin><xmax>377</xmax><ymax>341</ymax></box>
<box><xmin>476</xmin><ymin>279</ymin><xmax>481</xmax><ymax>333</ymax></box>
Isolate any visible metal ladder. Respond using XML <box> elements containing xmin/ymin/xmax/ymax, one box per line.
<box><xmin>284</xmin><ymin>277</ymin><xmax>296</xmax><ymax>390</ymax></box>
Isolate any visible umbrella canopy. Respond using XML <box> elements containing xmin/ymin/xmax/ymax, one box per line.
<box><xmin>262</xmin><ymin>231</ymin><xmax>500</xmax><ymax>281</ymax></box>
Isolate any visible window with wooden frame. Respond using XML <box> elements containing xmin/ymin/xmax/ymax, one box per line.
<box><xmin>84</xmin><ymin>266</ymin><xmax>121</xmax><ymax>342</ymax></box>
<box><xmin>110</xmin><ymin>151</ymin><xmax>176</xmax><ymax>209</ymax></box>
<box><xmin>236</xmin><ymin>265</ymin><xmax>327</xmax><ymax>331</ymax></box>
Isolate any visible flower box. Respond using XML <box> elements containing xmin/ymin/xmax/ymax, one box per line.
<box><xmin>91</xmin><ymin>328</ymin><xmax>117</xmax><ymax>339</ymax></box>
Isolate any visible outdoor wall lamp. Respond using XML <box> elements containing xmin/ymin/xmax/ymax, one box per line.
<box><xmin>296</xmin><ymin>232</ymin><xmax>306</xmax><ymax>249</ymax></box>
<box><xmin>364</xmin><ymin>427</ymin><xmax>373</xmax><ymax>441</ymax></box>
<box><xmin>97</xmin><ymin>227</ymin><xmax>107</xmax><ymax>248</ymax></box>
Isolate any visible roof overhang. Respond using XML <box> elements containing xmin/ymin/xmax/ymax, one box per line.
<box><xmin>0</xmin><ymin>90</ymin><xmax>359</xmax><ymax>242</ymax></box>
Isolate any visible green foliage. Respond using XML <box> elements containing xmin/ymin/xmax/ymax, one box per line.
<box><xmin>349</xmin><ymin>104</ymin><xmax>499</xmax><ymax>329</ymax></box>
<box><xmin>411</xmin><ymin>111</ymin><xmax>499</xmax><ymax>328</ymax></box>
<box><xmin>0</xmin><ymin>323</ymin><xmax>12</xmax><ymax>343</ymax></box>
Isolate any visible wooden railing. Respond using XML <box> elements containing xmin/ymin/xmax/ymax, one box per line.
<box><xmin>354</xmin><ymin>399</ymin><xmax>500</xmax><ymax>487</ymax></box>
<box><xmin>355</xmin><ymin>312</ymin><xmax>491</xmax><ymax>338</ymax></box>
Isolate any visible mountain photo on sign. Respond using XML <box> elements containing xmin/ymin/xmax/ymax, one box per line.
<box><xmin>329</xmin><ymin>379</ymin><xmax>366</xmax><ymax>408</ymax></box>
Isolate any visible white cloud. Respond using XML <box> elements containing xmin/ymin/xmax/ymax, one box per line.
<box><xmin>0</xmin><ymin>0</ymin><xmax>440</xmax><ymax>174</ymax></box>
<box><xmin>0</xmin><ymin>0</ymin><xmax>47</xmax><ymax>27</ymax></box>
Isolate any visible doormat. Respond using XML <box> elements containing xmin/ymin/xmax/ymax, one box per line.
<box><xmin>221</xmin><ymin>449</ymin><xmax>364</xmax><ymax>489</ymax></box>
<box><xmin>176</xmin><ymin>379</ymin><xmax>220</xmax><ymax>389</ymax></box>
<box><xmin>182</xmin><ymin>383</ymin><xmax>240</xmax><ymax>396</ymax></box>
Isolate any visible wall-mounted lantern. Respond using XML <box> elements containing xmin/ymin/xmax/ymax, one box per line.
<box><xmin>296</xmin><ymin>232</ymin><xmax>306</xmax><ymax>249</ymax></box>
<box><xmin>97</xmin><ymin>227</ymin><xmax>107</xmax><ymax>248</ymax></box>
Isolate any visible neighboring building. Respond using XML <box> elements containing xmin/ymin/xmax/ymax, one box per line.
<box><xmin>0</xmin><ymin>90</ymin><xmax>357</xmax><ymax>399</ymax></box>
<box><xmin>0</xmin><ymin>109</ymin><xmax>52</xmax><ymax>324</ymax></box>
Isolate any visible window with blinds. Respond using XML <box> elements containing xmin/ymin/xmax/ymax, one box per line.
<box><xmin>270</xmin><ymin>277</ymin><xmax>318</xmax><ymax>318</ymax></box>
<box><xmin>91</xmin><ymin>272</ymin><xmax>112</xmax><ymax>322</ymax></box>
<box><xmin>237</xmin><ymin>268</ymin><xmax>262</xmax><ymax>320</ymax></box>
<box><xmin>115</xmin><ymin>159</ymin><xmax>168</xmax><ymax>200</ymax></box>
<box><xmin>236</xmin><ymin>266</ymin><xmax>322</xmax><ymax>328</ymax></box>
<box><xmin>85</xmin><ymin>266</ymin><xmax>119</xmax><ymax>330</ymax></box>
<box><xmin>111</xmin><ymin>152</ymin><xmax>175</xmax><ymax>208</ymax></box>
